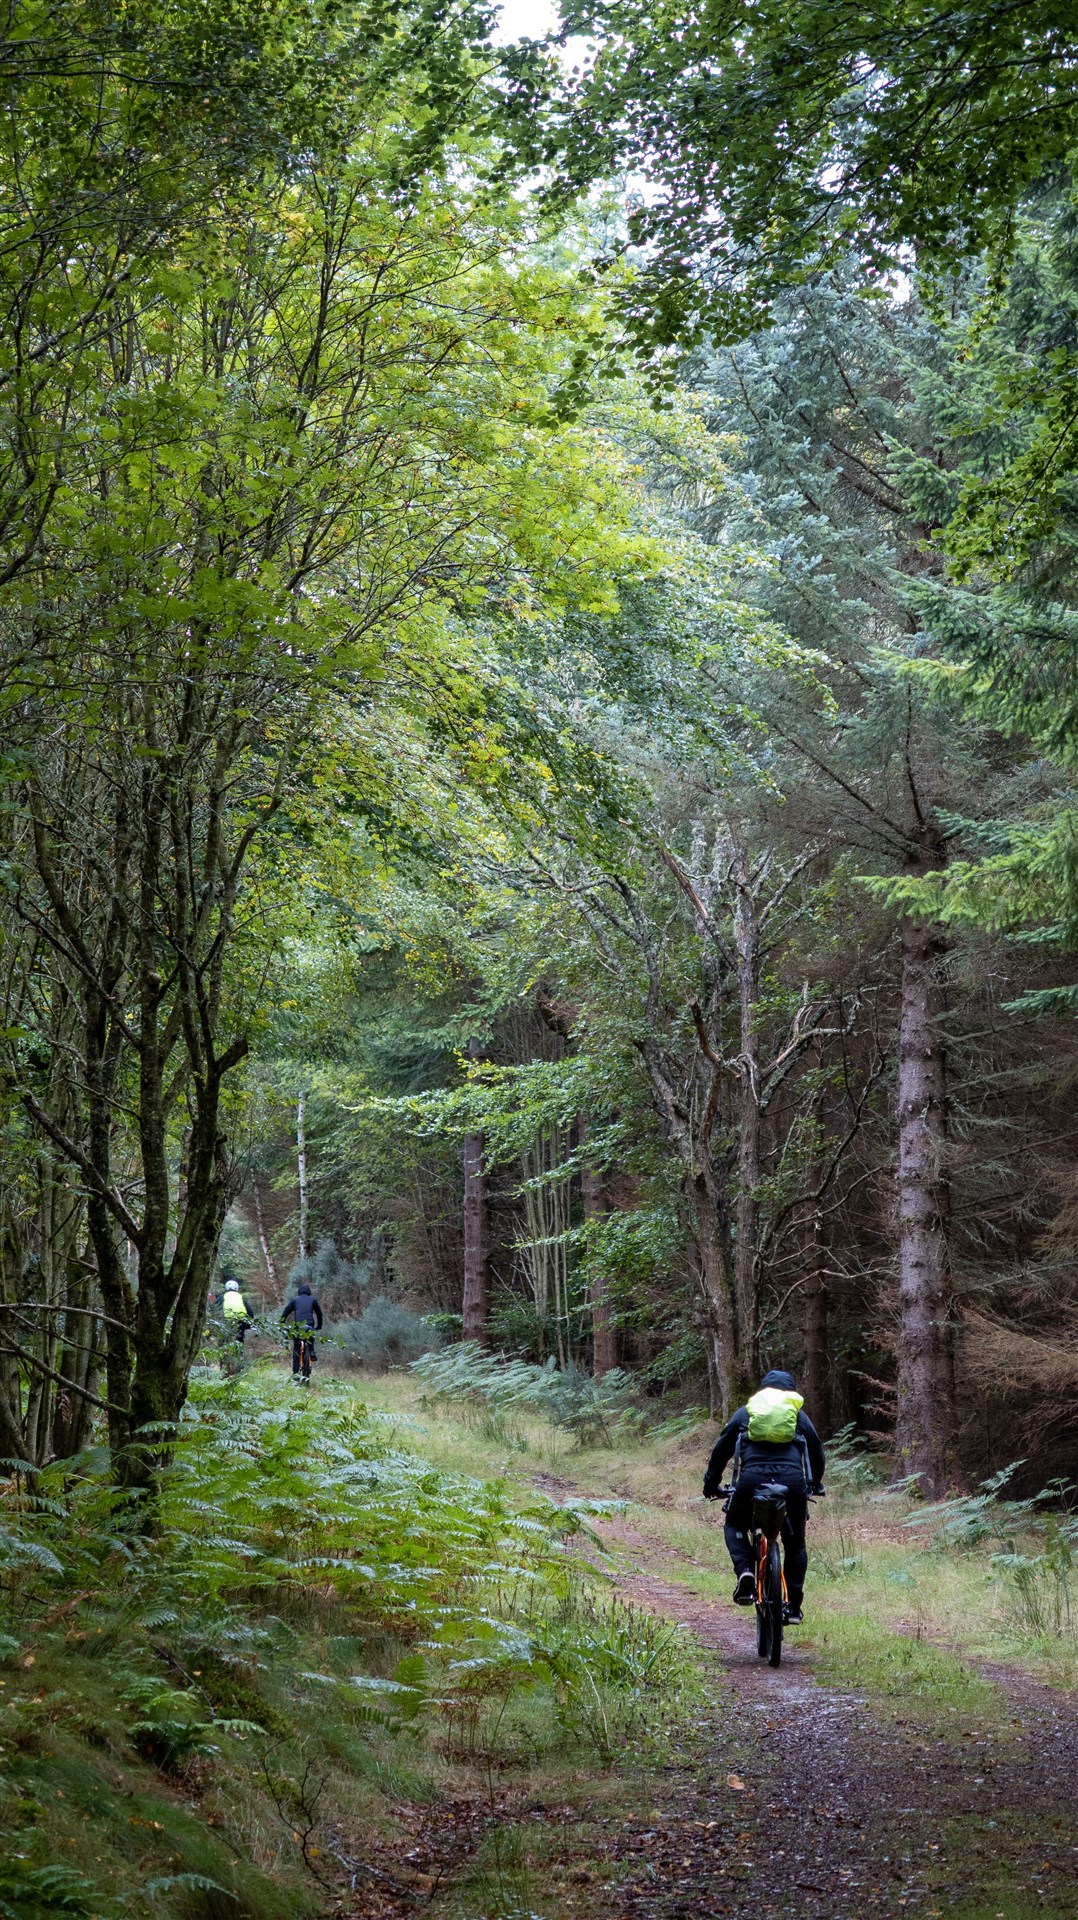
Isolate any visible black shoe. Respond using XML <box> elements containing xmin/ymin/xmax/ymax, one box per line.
<box><xmin>784</xmin><ymin>1605</ymin><xmax>803</xmax><ymax>1625</ymax></box>
<box><xmin>733</xmin><ymin>1571</ymin><xmax>755</xmax><ymax>1606</ymax></box>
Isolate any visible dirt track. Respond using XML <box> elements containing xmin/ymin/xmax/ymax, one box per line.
<box><xmin>599</xmin><ymin>1513</ymin><xmax>1078</xmax><ymax>1920</ymax></box>
<box><xmin>341</xmin><ymin>1503</ymin><xmax>1078</xmax><ymax>1920</ymax></box>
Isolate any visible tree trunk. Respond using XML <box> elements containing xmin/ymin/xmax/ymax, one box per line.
<box><xmin>732</xmin><ymin>849</ymin><xmax>761</xmax><ymax>1380</ymax></box>
<box><xmin>520</xmin><ymin>1125</ymin><xmax>571</xmax><ymax>1363</ymax></box>
<box><xmin>693</xmin><ymin>1163</ymin><xmax>742</xmax><ymax>1420</ymax></box>
<box><xmin>802</xmin><ymin>1201</ymin><xmax>830</xmax><ymax>1435</ymax></box>
<box><xmin>296</xmin><ymin>1092</ymin><xmax>308</xmax><ymax>1264</ymax></box>
<box><xmin>53</xmin><ymin>1248</ymin><xmax>105</xmax><ymax>1463</ymax></box>
<box><xmin>895</xmin><ymin>912</ymin><xmax>953</xmax><ymax>1494</ymax></box>
<box><xmin>110</xmin><ymin>1073</ymin><xmax>235</xmax><ymax>1490</ymax></box>
<box><xmin>462</xmin><ymin>1039</ymin><xmax>490</xmax><ymax>1344</ymax></box>
<box><xmin>704</xmin><ymin>1331</ymin><xmax>721</xmax><ymax>1420</ymax></box>
<box><xmin>253</xmin><ymin>1178</ymin><xmax>277</xmax><ymax>1289</ymax></box>
<box><xmin>578</xmin><ymin>1117</ymin><xmax>616</xmax><ymax>1376</ymax></box>
<box><xmin>635</xmin><ymin>1024</ymin><xmax>745</xmax><ymax>1415</ymax></box>
<box><xmin>0</xmin><ymin>1200</ymin><xmax>27</xmax><ymax>1460</ymax></box>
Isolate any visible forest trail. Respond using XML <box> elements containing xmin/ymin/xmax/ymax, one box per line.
<box><xmin>573</xmin><ymin>1505</ymin><xmax>1078</xmax><ymax>1920</ymax></box>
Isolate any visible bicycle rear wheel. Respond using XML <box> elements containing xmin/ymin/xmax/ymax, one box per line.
<box><xmin>765</xmin><ymin>1539</ymin><xmax>783</xmax><ymax>1667</ymax></box>
<box><xmin>755</xmin><ymin>1535</ymin><xmax>769</xmax><ymax>1659</ymax></box>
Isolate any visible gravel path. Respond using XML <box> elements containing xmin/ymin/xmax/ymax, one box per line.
<box><xmin>599</xmin><ymin>1513</ymin><xmax>1078</xmax><ymax>1920</ymax></box>
<box><xmin>341</xmin><ymin>1499</ymin><xmax>1078</xmax><ymax>1920</ymax></box>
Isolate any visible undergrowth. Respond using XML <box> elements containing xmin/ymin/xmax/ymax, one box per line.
<box><xmin>397</xmin><ymin>1375</ymin><xmax>1078</xmax><ymax>1695</ymax></box>
<box><xmin>411</xmin><ymin>1344</ymin><xmax>702</xmax><ymax>1450</ymax></box>
<box><xmin>0</xmin><ymin>1362</ymin><xmax>698</xmax><ymax>1918</ymax></box>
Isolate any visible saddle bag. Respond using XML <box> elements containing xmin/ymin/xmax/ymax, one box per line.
<box><xmin>751</xmin><ymin>1481</ymin><xmax>789</xmax><ymax>1534</ymax></box>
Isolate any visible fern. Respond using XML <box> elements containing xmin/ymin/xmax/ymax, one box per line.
<box><xmin>411</xmin><ymin>1343</ymin><xmax>643</xmax><ymax>1445</ymax></box>
<box><xmin>903</xmin><ymin>1462</ymin><xmax>1045</xmax><ymax>1549</ymax></box>
<box><xmin>127</xmin><ymin>1873</ymin><xmax>233</xmax><ymax>1909</ymax></box>
<box><xmin>0</xmin><ymin>1355</ymin><xmax>692</xmax><ymax>1909</ymax></box>
<box><xmin>0</xmin><ymin>1863</ymin><xmax>101</xmax><ymax>1917</ymax></box>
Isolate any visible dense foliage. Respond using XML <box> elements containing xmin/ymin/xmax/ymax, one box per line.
<box><xmin>0</xmin><ymin>1364</ymin><xmax>689</xmax><ymax>1913</ymax></box>
<box><xmin>5</xmin><ymin>0</ymin><xmax>1078</xmax><ymax>1910</ymax></box>
<box><xmin>1</xmin><ymin>0</ymin><xmax>1078</xmax><ymax>1862</ymax></box>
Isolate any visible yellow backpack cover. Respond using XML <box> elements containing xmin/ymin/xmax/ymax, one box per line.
<box><xmin>746</xmin><ymin>1386</ymin><xmax>803</xmax><ymax>1442</ymax></box>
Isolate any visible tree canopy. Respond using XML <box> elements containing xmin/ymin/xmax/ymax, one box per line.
<box><xmin>1</xmin><ymin>0</ymin><xmax>1078</xmax><ymax>1516</ymax></box>
<box><xmin>501</xmin><ymin>3</ymin><xmax>1078</xmax><ymax>348</ymax></box>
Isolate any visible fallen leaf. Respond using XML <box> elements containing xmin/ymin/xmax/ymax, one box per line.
<box><xmin>727</xmin><ymin>1774</ymin><xmax>746</xmax><ymax>1790</ymax></box>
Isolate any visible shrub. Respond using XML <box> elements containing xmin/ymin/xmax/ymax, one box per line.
<box><xmin>334</xmin><ymin>1297</ymin><xmax>441</xmax><ymax>1370</ymax></box>
<box><xmin>286</xmin><ymin>1235</ymin><xmax>384</xmax><ymax>1318</ymax></box>
<box><xmin>488</xmin><ymin>1294</ymin><xmax>559</xmax><ymax>1362</ymax></box>
<box><xmin>995</xmin><ymin>1516</ymin><xmax>1077</xmax><ymax>1641</ymax></box>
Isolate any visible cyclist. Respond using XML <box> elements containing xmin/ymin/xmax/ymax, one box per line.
<box><xmin>280</xmin><ymin>1278</ymin><xmax>323</xmax><ymax>1379</ymax></box>
<box><xmin>703</xmin><ymin>1367</ymin><xmax>825</xmax><ymax>1625</ymax></box>
<box><xmin>221</xmin><ymin>1274</ymin><xmax>254</xmax><ymax>1345</ymax></box>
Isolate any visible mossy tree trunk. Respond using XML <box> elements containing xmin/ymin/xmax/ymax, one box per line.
<box><xmin>16</xmin><ymin>672</ymin><xmax>282</xmax><ymax>1495</ymax></box>
<box><xmin>802</xmin><ymin>1199</ymin><xmax>831</xmax><ymax>1435</ymax></box>
<box><xmin>895</xmin><ymin>899</ymin><xmax>953</xmax><ymax>1494</ymax></box>
<box><xmin>578</xmin><ymin>1117</ymin><xmax>617</xmax><ymax>1377</ymax></box>
<box><xmin>462</xmin><ymin>1038</ymin><xmax>490</xmax><ymax>1345</ymax></box>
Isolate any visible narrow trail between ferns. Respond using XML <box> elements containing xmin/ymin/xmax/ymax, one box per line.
<box><xmin>588</xmin><ymin>1507</ymin><xmax>1078</xmax><ymax>1920</ymax></box>
<box><xmin>344</xmin><ymin>1482</ymin><xmax>1078</xmax><ymax>1920</ymax></box>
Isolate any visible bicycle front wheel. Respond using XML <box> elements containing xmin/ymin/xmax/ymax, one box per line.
<box><xmin>765</xmin><ymin>1539</ymin><xmax>783</xmax><ymax>1668</ymax></box>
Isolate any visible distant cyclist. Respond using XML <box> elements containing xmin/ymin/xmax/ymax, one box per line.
<box><xmin>280</xmin><ymin>1278</ymin><xmax>323</xmax><ymax>1378</ymax></box>
<box><xmin>703</xmin><ymin>1368</ymin><xmax>825</xmax><ymax>1624</ymax></box>
<box><xmin>221</xmin><ymin>1274</ymin><xmax>254</xmax><ymax>1345</ymax></box>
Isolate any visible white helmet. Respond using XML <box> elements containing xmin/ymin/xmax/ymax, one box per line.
<box><xmin>224</xmin><ymin>1278</ymin><xmax>240</xmax><ymax>1291</ymax></box>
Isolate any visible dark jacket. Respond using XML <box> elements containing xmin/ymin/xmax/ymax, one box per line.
<box><xmin>704</xmin><ymin>1385</ymin><xmax>825</xmax><ymax>1498</ymax></box>
<box><xmin>281</xmin><ymin>1283</ymin><xmax>323</xmax><ymax>1330</ymax></box>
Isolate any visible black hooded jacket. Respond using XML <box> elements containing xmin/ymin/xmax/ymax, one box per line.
<box><xmin>703</xmin><ymin>1369</ymin><xmax>825</xmax><ymax>1496</ymax></box>
<box><xmin>281</xmin><ymin>1282</ymin><xmax>323</xmax><ymax>1330</ymax></box>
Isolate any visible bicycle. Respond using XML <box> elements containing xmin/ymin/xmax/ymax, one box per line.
<box><xmin>716</xmin><ymin>1479</ymin><xmax>821</xmax><ymax>1668</ymax></box>
<box><xmin>291</xmin><ymin>1332</ymin><xmax>316</xmax><ymax>1383</ymax></box>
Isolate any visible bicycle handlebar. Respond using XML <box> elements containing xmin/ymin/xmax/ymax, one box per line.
<box><xmin>705</xmin><ymin>1483</ymin><xmax>826</xmax><ymax>1500</ymax></box>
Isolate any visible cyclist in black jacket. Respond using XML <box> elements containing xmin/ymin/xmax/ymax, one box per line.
<box><xmin>703</xmin><ymin>1368</ymin><xmax>825</xmax><ymax>1623</ymax></box>
<box><xmin>281</xmin><ymin>1280</ymin><xmax>323</xmax><ymax>1375</ymax></box>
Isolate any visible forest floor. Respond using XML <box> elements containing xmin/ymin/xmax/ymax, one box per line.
<box><xmin>553</xmin><ymin>1504</ymin><xmax>1078</xmax><ymax>1920</ymax></box>
<box><xmin>7</xmin><ymin>1364</ymin><xmax>1077</xmax><ymax>1920</ymax></box>
<box><xmin>350</xmin><ymin>1379</ymin><xmax>1078</xmax><ymax>1920</ymax></box>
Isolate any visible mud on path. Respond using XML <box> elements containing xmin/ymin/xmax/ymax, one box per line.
<box><xmin>594</xmin><ymin>1510</ymin><xmax>1078</xmax><ymax>1920</ymax></box>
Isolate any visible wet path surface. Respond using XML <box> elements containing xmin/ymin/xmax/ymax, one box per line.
<box><xmin>600</xmin><ymin>1515</ymin><xmax>1078</xmax><ymax>1919</ymax></box>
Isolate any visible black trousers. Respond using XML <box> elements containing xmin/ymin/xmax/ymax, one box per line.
<box><xmin>292</xmin><ymin>1333</ymin><xmax>315</xmax><ymax>1374</ymax></box>
<box><xmin>724</xmin><ymin>1471</ymin><xmax>808</xmax><ymax>1607</ymax></box>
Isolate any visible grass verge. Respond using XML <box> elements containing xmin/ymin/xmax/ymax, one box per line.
<box><xmin>364</xmin><ymin>1371</ymin><xmax>1078</xmax><ymax>1697</ymax></box>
